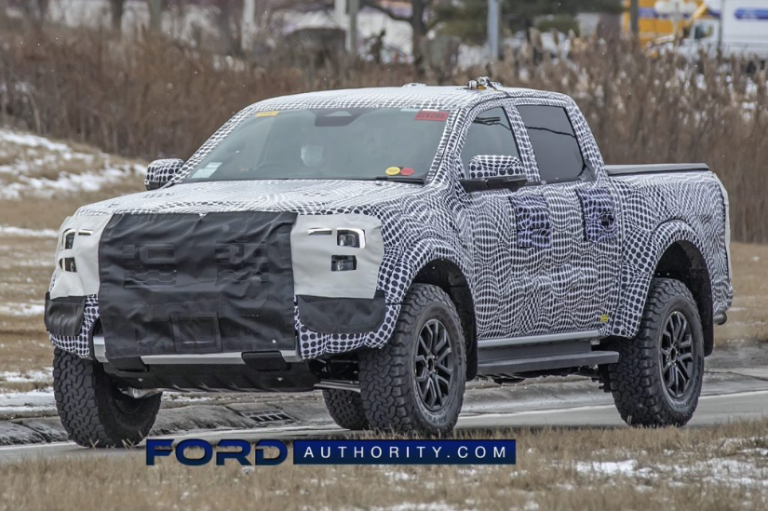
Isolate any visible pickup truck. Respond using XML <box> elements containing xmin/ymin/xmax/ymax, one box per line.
<box><xmin>44</xmin><ymin>79</ymin><xmax>732</xmax><ymax>447</ymax></box>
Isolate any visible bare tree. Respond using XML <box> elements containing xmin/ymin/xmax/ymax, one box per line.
<box><xmin>21</xmin><ymin>0</ymin><xmax>49</xmax><ymax>30</ymax></box>
<box><xmin>361</xmin><ymin>0</ymin><xmax>445</xmax><ymax>74</ymax></box>
<box><xmin>110</xmin><ymin>0</ymin><xmax>126</xmax><ymax>32</ymax></box>
<box><xmin>216</xmin><ymin>0</ymin><xmax>244</xmax><ymax>56</ymax></box>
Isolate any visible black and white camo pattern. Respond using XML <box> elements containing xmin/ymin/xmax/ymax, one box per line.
<box><xmin>468</xmin><ymin>155</ymin><xmax>523</xmax><ymax>179</ymax></box>
<box><xmin>51</xmin><ymin>85</ymin><xmax>732</xmax><ymax>360</ymax></box>
<box><xmin>145</xmin><ymin>158</ymin><xmax>184</xmax><ymax>190</ymax></box>
<box><xmin>510</xmin><ymin>195</ymin><xmax>552</xmax><ymax>249</ymax></box>
<box><xmin>577</xmin><ymin>187</ymin><xmax>618</xmax><ymax>243</ymax></box>
<box><xmin>49</xmin><ymin>292</ymin><xmax>99</xmax><ymax>358</ymax></box>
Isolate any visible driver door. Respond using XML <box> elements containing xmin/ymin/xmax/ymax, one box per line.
<box><xmin>456</xmin><ymin>105</ymin><xmax>554</xmax><ymax>340</ymax></box>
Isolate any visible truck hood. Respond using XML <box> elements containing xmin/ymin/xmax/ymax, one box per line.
<box><xmin>76</xmin><ymin>179</ymin><xmax>425</xmax><ymax>216</ymax></box>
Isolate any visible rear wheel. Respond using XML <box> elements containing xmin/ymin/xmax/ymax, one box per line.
<box><xmin>358</xmin><ymin>284</ymin><xmax>466</xmax><ymax>435</ymax></box>
<box><xmin>53</xmin><ymin>348</ymin><xmax>162</xmax><ymax>447</ymax></box>
<box><xmin>602</xmin><ymin>278</ymin><xmax>704</xmax><ymax>427</ymax></box>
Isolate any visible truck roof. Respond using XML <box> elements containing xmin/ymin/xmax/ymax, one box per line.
<box><xmin>254</xmin><ymin>83</ymin><xmax>572</xmax><ymax>113</ymax></box>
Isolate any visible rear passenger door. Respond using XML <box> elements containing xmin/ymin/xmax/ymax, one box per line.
<box><xmin>515</xmin><ymin>104</ymin><xmax>620</xmax><ymax>333</ymax></box>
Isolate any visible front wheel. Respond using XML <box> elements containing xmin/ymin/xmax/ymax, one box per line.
<box><xmin>53</xmin><ymin>349</ymin><xmax>162</xmax><ymax>447</ymax></box>
<box><xmin>602</xmin><ymin>278</ymin><xmax>704</xmax><ymax>427</ymax></box>
<box><xmin>358</xmin><ymin>284</ymin><xmax>466</xmax><ymax>435</ymax></box>
<box><xmin>322</xmin><ymin>389</ymin><xmax>369</xmax><ymax>430</ymax></box>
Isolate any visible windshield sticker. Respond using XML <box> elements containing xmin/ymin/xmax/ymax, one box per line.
<box><xmin>190</xmin><ymin>162</ymin><xmax>221</xmax><ymax>179</ymax></box>
<box><xmin>385</xmin><ymin>167</ymin><xmax>401</xmax><ymax>176</ymax></box>
<box><xmin>255</xmin><ymin>111</ymin><xmax>280</xmax><ymax>118</ymax></box>
<box><xmin>414</xmin><ymin>110</ymin><xmax>448</xmax><ymax>122</ymax></box>
<box><xmin>400</xmin><ymin>167</ymin><xmax>415</xmax><ymax>176</ymax></box>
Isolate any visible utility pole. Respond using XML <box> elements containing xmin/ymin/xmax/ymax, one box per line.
<box><xmin>630</xmin><ymin>0</ymin><xmax>639</xmax><ymax>37</ymax></box>
<box><xmin>349</xmin><ymin>0</ymin><xmax>359</xmax><ymax>58</ymax></box>
<box><xmin>487</xmin><ymin>0</ymin><xmax>500</xmax><ymax>61</ymax></box>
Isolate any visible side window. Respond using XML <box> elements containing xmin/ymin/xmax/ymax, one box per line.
<box><xmin>460</xmin><ymin>107</ymin><xmax>519</xmax><ymax>174</ymax></box>
<box><xmin>516</xmin><ymin>105</ymin><xmax>587</xmax><ymax>184</ymax></box>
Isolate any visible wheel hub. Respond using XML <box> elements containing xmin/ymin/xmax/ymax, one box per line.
<box><xmin>660</xmin><ymin>310</ymin><xmax>695</xmax><ymax>399</ymax></box>
<box><xmin>414</xmin><ymin>319</ymin><xmax>455</xmax><ymax>411</ymax></box>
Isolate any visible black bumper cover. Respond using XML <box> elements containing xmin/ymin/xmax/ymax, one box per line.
<box><xmin>98</xmin><ymin>212</ymin><xmax>297</xmax><ymax>361</ymax></box>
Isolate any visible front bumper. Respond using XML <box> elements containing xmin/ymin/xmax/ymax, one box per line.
<box><xmin>98</xmin><ymin>335</ymin><xmax>319</xmax><ymax>392</ymax></box>
<box><xmin>47</xmin><ymin>211</ymin><xmax>400</xmax><ymax>362</ymax></box>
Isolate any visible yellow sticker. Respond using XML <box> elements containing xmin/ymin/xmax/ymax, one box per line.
<box><xmin>385</xmin><ymin>167</ymin><xmax>401</xmax><ymax>176</ymax></box>
<box><xmin>600</xmin><ymin>314</ymin><xmax>610</xmax><ymax>323</ymax></box>
<box><xmin>255</xmin><ymin>111</ymin><xmax>279</xmax><ymax>118</ymax></box>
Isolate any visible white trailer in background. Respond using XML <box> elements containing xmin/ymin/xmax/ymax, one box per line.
<box><xmin>677</xmin><ymin>0</ymin><xmax>768</xmax><ymax>63</ymax></box>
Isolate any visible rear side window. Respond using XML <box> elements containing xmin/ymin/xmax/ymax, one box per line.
<box><xmin>461</xmin><ymin>107</ymin><xmax>519</xmax><ymax>174</ymax></box>
<box><xmin>516</xmin><ymin>105</ymin><xmax>586</xmax><ymax>184</ymax></box>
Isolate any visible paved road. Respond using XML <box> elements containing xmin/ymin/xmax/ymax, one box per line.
<box><xmin>1</xmin><ymin>381</ymin><xmax>767</xmax><ymax>464</ymax></box>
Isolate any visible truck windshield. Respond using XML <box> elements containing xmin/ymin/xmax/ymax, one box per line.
<box><xmin>183</xmin><ymin>107</ymin><xmax>449</xmax><ymax>183</ymax></box>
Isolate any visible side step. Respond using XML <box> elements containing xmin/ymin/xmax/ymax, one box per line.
<box><xmin>478</xmin><ymin>350</ymin><xmax>619</xmax><ymax>375</ymax></box>
<box><xmin>477</xmin><ymin>331</ymin><xmax>618</xmax><ymax>377</ymax></box>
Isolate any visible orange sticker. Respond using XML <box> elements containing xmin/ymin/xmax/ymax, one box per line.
<box><xmin>255</xmin><ymin>111</ymin><xmax>279</xmax><ymax>118</ymax></box>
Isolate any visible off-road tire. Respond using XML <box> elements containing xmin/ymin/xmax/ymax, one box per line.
<box><xmin>602</xmin><ymin>278</ymin><xmax>704</xmax><ymax>427</ymax></box>
<box><xmin>322</xmin><ymin>389</ymin><xmax>369</xmax><ymax>430</ymax></box>
<box><xmin>53</xmin><ymin>348</ymin><xmax>162</xmax><ymax>448</ymax></box>
<box><xmin>358</xmin><ymin>284</ymin><xmax>466</xmax><ymax>435</ymax></box>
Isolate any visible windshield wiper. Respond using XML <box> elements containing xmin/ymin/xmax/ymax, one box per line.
<box><xmin>374</xmin><ymin>176</ymin><xmax>425</xmax><ymax>184</ymax></box>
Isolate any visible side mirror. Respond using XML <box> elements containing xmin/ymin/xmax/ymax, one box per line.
<box><xmin>460</xmin><ymin>155</ymin><xmax>527</xmax><ymax>193</ymax></box>
<box><xmin>145</xmin><ymin>158</ymin><xmax>184</xmax><ymax>191</ymax></box>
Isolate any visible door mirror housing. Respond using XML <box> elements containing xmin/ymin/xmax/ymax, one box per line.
<box><xmin>460</xmin><ymin>155</ymin><xmax>528</xmax><ymax>192</ymax></box>
<box><xmin>145</xmin><ymin>158</ymin><xmax>185</xmax><ymax>191</ymax></box>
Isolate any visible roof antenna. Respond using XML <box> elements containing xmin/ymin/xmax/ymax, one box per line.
<box><xmin>466</xmin><ymin>76</ymin><xmax>499</xmax><ymax>91</ymax></box>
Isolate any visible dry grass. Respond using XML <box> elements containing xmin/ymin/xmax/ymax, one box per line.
<box><xmin>0</xmin><ymin>30</ymin><xmax>766</xmax><ymax>242</ymax></box>
<box><xmin>716</xmin><ymin>243</ymin><xmax>768</xmax><ymax>345</ymax></box>
<box><xmin>2</xmin><ymin>420</ymin><xmax>768</xmax><ymax>510</ymax></box>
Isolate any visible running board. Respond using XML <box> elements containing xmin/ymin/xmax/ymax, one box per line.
<box><xmin>477</xmin><ymin>334</ymin><xmax>618</xmax><ymax>377</ymax></box>
<box><xmin>478</xmin><ymin>350</ymin><xmax>619</xmax><ymax>375</ymax></box>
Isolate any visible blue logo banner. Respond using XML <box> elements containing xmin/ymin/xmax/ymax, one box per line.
<box><xmin>734</xmin><ymin>8</ymin><xmax>768</xmax><ymax>20</ymax></box>
<box><xmin>293</xmin><ymin>439</ymin><xmax>516</xmax><ymax>465</ymax></box>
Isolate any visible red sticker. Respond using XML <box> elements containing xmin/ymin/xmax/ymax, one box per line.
<box><xmin>400</xmin><ymin>167</ymin><xmax>415</xmax><ymax>176</ymax></box>
<box><xmin>414</xmin><ymin>110</ymin><xmax>448</xmax><ymax>122</ymax></box>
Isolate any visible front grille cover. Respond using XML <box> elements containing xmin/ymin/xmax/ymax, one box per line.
<box><xmin>98</xmin><ymin>212</ymin><xmax>297</xmax><ymax>360</ymax></box>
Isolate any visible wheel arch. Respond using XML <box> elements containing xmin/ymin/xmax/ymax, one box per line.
<box><xmin>412</xmin><ymin>258</ymin><xmax>477</xmax><ymax>380</ymax></box>
<box><xmin>654</xmin><ymin>239</ymin><xmax>714</xmax><ymax>356</ymax></box>
<box><xmin>610</xmin><ymin>220</ymin><xmax>717</xmax><ymax>356</ymax></box>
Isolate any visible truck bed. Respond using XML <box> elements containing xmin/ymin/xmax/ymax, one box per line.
<box><xmin>605</xmin><ymin>163</ymin><xmax>710</xmax><ymax>176</ymax></box>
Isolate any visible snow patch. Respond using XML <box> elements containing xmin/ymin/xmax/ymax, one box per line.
<box><xmin>0</xmin><ymin>369</ymin><xmax>52</xmax><ymax>384</ymax></box>
<box><xmin>0</xmin><ymin>130</ymin><xmax>69</xmax><ymax>152</ymax></box>
<box><xmin>0</xmin><ymin>128</ymin><xmax>144</xmax><ymax>199</ymax></box>
<box><xmin>0</xmin><ymin>390</ymin><xmax>56</xmax><ymax>415</ymax></box>
<box><xmin>0</xmin><ymin>226</ymin><xmax>58</xmax><ymax>238</ymax></box>
<box><xmin>575</xmin><ymin>457</ymin><xmax>768</xmax><ymax>487</ymax></box>
<box><xmin>0</xmin><ymin>303</ymin><xmax>45</xmax><ymax>317</ymax></box>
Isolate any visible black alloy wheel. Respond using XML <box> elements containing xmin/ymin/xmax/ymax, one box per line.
<box><xmin>414</xmin><ymin>319</ymin><xmax>456</xmax><ymax>411</ymax></box>
<box><xmin>659</xmin><ymin>311</ymin><xmax>695</xmax><ymax>400</ymax></box>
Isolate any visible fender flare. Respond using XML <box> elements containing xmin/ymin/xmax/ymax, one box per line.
<box><xmin>607</xmin><ymin>220</ymin><xmax>713</xmax><ymax>340</ymax></box>
<box><xmin>384</xmin><ymin>242</ymin><xmax>478</xmax><ymax>378</ymax></box>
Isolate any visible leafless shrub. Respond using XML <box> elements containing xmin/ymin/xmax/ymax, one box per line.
<box><xmin>0</xmin><ymin>30</ymin><xmax>765</xmax><ymax>242</ymax></box>
<box><xmin>484</xmin><ymin>40</ymin><xmax>768</xmax><ymax>244</ymax></box>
